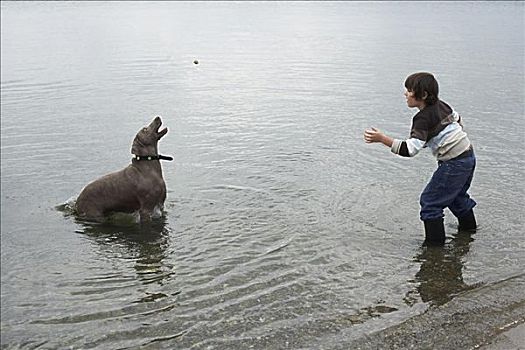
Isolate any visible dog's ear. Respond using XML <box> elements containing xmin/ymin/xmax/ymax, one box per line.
<box><xmin>158</xmin><ymin>127</ymin><xmax>168</xmax><ymax>139</ymax></box>
<box><xmin>131</xmin><ymin>133</ymin><xmax>146</xmax><ymax>154</ymax></box>
<box><xmin>131</xmin><ymin>136</ymin><xmax>143</xmax><ymax>154</ymax></box>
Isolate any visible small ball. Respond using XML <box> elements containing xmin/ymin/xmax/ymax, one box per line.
<box><xmin>193</xmin><ymin>60</ymin><xmax>199</xmax><ymax>65</ymax></box>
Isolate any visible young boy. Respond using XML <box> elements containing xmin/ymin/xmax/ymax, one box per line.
<box><xmin>363</xmin><ymin>72</ymin><xmax>477</xmax><ymax>245</ymax></box>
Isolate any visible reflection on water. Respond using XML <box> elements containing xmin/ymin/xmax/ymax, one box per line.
<box><xmin>410</xmin><ymin>233</ymin><xmax>479</xmax><ymax>307</ymax></box>
<box><xmin>76</xmin><ymin>217</ymin><xmax>174</xmax><ymax>291</ymax></box>
<box><xmin>24</xmin><ymin>217</ymin><xmax>188</xmax><ymax>348</ymax></box>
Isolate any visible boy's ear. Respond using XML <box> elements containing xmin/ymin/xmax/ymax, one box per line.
<box><xmin>422</xmin><ymin>91</ymin><xmax>428</xmax><ymax>100</ymax></box>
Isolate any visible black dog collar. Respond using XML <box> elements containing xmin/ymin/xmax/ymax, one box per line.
<box><xmin>132</xmin><ymin>154</ymin><xmax>173</xmax><ymax>161</ymax></box>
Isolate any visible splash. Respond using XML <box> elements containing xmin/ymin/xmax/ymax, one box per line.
<box><xmin>56</xmin><ymin>197</ymin><xmax>164</xmax><ymax>226</ymax></box>
<box><xmin>55</xmin><ymin>196</ymin><xmax>78</xmax><ymax>216</ymax></box>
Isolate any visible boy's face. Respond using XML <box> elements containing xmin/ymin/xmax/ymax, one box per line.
<box><xmin>404</xmin><ymin>89</ymin><xmax>426</xmax><ymax>110</ymax></box>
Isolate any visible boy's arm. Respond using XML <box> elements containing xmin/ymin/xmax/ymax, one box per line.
<box><xmin>364</xmin><ymin>128</ymin><xmax>425</xmax><ymax>157</ymax></box>
<box><xmin>364</xmin><ymin>127</ymin><xmax>393</xmax><ymax>147</ymax></box>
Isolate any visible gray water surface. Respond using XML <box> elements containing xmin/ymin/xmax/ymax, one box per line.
<box><xmin>1</xmin><ymin>2</ymin><xmax>524</xmax><ymax>349</ymax></box>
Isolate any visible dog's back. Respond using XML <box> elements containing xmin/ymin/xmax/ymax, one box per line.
<box><xmin>75</xmin><ymin>117</ymin><xmax>170</xmax><ymax>222</ymax></box>
<box><xmin>76</xmin><ymin>167</ymin><xmax>142</xmax><ymax>218</ymax></box>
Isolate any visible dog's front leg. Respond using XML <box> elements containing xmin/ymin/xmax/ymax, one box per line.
<box><xmin>139</xmin><ymin>208</ymin><xmax>153</xmax><ymax>223</ymax></box>
<box><xmin>138</xmin><ymin>192</ymin><xmax>163</xmax><ymax>224</ymax></box>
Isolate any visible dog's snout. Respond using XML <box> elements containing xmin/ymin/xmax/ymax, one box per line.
<box><xmin>147</xmin><ymin>116</ymin><xmax>163</xmax><ymax>131</ymax></box>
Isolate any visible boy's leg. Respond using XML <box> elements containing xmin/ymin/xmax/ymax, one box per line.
<box><xmin>456</xmin><ymin>209</ymin><xmax>477</xmax><ymax>232</ymax></box>
<box><xmin>420</xmin><ymin>163</ymin><xmax>450</xmax><ymax>221</ymax></box>
<box><xmin>420</xmin><ymin>164</ymin><xmax>448</xmax><ymax>245</ymax></box>
<box><xmin>423</xmin><ymin>218</ymin><xmax>446</xmax><ymax>245</ymax></box>
<box><xmin>449</xmin><ymin>156</ymin><xmax>477</xmax><ymax>231</ymax></box>
<box><xmin>420</xmin><ymin>156</ymin><xmax>475</xmax><ymax>244</ymax></box>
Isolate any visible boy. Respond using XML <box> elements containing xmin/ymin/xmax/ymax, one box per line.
<box><xmin>363</xmin><ymin>72</ymin><xmax>477</xmax><ymax>245</ymax></box>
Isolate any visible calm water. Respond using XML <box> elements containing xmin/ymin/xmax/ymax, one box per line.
<box><xmin>1</xmin><ymin>2</ymin><xmax>524</xmax><ymax>349</ymax></box>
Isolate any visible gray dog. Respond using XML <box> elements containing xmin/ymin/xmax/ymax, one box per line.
<box><xmin>76</xmin><ymin>116</ymin><xmax>172</xmax><ymax>223</ymax></box>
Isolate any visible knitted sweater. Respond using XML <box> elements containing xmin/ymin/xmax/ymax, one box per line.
<box><xmin>391</xmin><ymin>100</ymin><xmax>471</xmax><ymax>161</ymax></box>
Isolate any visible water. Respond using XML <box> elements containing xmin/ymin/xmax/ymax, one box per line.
<box><xmin>1</xmin><ymin>2</ymin><xmax>524</xmax><ymax>349</ymax></box>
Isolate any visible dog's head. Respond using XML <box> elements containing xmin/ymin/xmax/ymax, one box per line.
<box><xmin>131</xmin><ymin>116</ymin><xmax>168</xmax><ymax>155</ymax></box>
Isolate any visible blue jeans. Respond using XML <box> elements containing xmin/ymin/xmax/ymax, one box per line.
<box><xmin>420</xmin><ymin>151</ymin><xmax>476</xmax><ymax>221</ymax></box>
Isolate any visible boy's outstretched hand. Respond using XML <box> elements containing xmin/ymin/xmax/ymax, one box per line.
<box><xmin>364</xmin><ymin>127</ymin><xmax>393</xmax><ymax>147</ymax></box>
<box><xmin>364</xmin><ymin>127</ymin><xmax>383</xmax><ymax>143</ymax></box>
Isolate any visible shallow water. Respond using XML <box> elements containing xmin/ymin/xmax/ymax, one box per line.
<box><xmin>1</xmin><ymin>2</ymin><xmax>524</xmax><ymax>349</ymax></box>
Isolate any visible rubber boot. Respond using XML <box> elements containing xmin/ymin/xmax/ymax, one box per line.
<box><xmin>458</xmin><ymin>209</ymin><xmax>477</xmax><ymax>232</ymax></box>
<box><xmin>423</xmin><ymin>218</ymin><xmax>445</xmax><ymax>246</ymax></box>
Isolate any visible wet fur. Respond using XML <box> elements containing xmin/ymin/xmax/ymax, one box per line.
<box><xmin>76</xmin><ymin>117</ymin><xmax>168</xmax><ymax>223</ymax></box>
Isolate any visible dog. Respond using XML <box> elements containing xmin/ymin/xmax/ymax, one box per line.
<box><xmin>75</xmin><ymin>116</ymin><xmax>172</xmax><ymax>223</ymax></box>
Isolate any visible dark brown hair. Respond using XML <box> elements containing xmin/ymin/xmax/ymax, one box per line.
<box><xmin>404</xmin><ymin>72</ymin><xmax>439</xmax><ymax>106</ymax></box>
